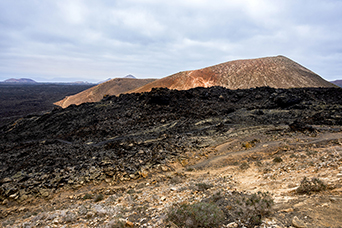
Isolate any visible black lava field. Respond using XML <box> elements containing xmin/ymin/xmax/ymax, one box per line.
<box><xmin>1</xmin><ymin>86</ymin><xmax>342</xmax><ymax>201</ymax></box>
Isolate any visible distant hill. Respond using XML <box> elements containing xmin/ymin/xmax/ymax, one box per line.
<box><xmin>331</xmin><ymin>80</ymin><xmax>342</xmax><ymax>87</ymax></box>
<box><xmin>129</xmin><ymin>56</ymin><xmax>335</xmax><ymax>93</ymax></box>
<box><xmin>2</xmin><ymin>78</ymin><xmax>38</xmax><ymax>84</ymax></box>
<box><xmin>69</xmin><ymin>81</ymin><xmax>93</xmax><ymax>85</ymax></box>
<box><xmin>97</xmin><ymin>75</ymin><xmax>137</xmax><ymax>84</ymax></box>
<box><xmin>54</xmin><ymin>78</ymin><xmax>156</xmax><ymax>108</ymax></box>
<box><xmin>124</xmin><ymin>75</ymin><xmax>136</xmax><ymax>79</ymax></box>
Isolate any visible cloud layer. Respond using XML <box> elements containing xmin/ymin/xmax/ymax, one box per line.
<box><xmin>0</xmin><ymin>0</ymin><xmax>341</xmax><ymax>82</ymax></box>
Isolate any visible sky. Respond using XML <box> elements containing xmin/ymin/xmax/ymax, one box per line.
<box><xmin>0</xmin><ymin>0</ymin><xmax>341</xmax><ymax>83</ymax></box>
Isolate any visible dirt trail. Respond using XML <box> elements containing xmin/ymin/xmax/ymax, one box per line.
<box><xmin>190</xmin><ymin>131</ymin><xmax>342</xmax><ymax>171</ymax></box>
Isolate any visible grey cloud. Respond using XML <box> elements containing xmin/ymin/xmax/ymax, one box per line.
<box><xmin>0</xmin><ymin>0</ymin><xmax>341</xmax><ymax>82</ymax></box>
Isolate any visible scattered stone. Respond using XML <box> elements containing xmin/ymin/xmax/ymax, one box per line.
<box><xmin>292</xmin><ymin>216</ymin><xmax>307</xmax><ymax>228</ymax></box>
<box><xmin>226</xmin><ymin>222</ymin><xmax>238</xmax><ymax>227</ymax></box>
<box><xmin>330</xmin><ymin>197</ymin><xmax>342</xmax><ymax>203</ymax></box>
<box><xmin>321</xmin><ymin>203</ymin><xmax>329</xmax><ymax>207</ymax></box>
<box><xmin>125</xmin><ymin>220</ymin><xmax>134</xmax><ymax>227</ymax></box>
<box><xmin>139</xmin><ymin>170</ymin><xmax>149</xmax><ymax>178</ymax></box>
<box><xmin>293</xmin><ymin>202</ymin><xmax>305</xmax><ymax>208</ymax></box>
<box><xmin>161</xmin><ymin>165</ymin><xmax>168</xmax><ymax>172</ymax></box>
<box><xmin>166</xmin><ymin>221</ymin><xmax>179</xmax><ymax>228</ymax></box>
<box><xmin>0</xmin><ymin>177</ymin><xmax>12</xmax><ymax>184</ymax></box>
<box><xmin>40</xmin><ymin>189</ymin><xmax>50</xmax><ymax>198</ymax></box>
<box><xmin>281</xmin><ymin>208</ymin><xmax>294</xmax><ymax>213</ymax></box>
<box><xmin>179</xmin><ymin>159</ymin><xmax>189</xmax><ymax>167</ymax></box>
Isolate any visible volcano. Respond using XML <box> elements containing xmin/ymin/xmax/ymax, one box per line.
<box><xmin>55</xmin><ymin>56</ymin><xmax>335</xmax><ymax>108</ymax></box>
<box><xmin>129</xmin><ymin>55</ymin><xmax>334</xmax><ymax>93</ymax></box>
<box><xmin>54</xmin><ymin>78</ymin><xmax>156</xmax><ymax>108</ymax></box>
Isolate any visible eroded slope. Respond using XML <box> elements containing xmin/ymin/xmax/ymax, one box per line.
<box><xmin>130</xmin><ymin>56</ymin><xmax>335</xmax><ymax>93</ymax></box>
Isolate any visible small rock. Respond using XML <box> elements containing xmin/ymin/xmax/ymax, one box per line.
<box><xmin>166</xmin><ymin>221</ymin><xmax>179</xmax><ymax>228</ymax></box>
<box><xmin>179</xmin><ymin>159</ymin><xmax>189</xmax><ymax>167</ymax></box>
<box><xmin>281</xmin><ymin>208</ymin><xmax>294</xmax><ymax>213</ymax></box>
<box><xmin>293</xmin><ymin>202</ymin><xmax>304</xmax><ymax>208</ymax></box>
<box><xmin>161</xmin><ymin>165</ymin><xmax>168</xmax><ymax>172</ymax></box>
<box><xmin>86</xmin><ymin>211</ymin><xmax>95</xmax><ymax>218</ymax></box>
<box><xmin>40</xmin><ymin>189</ymin><xmax>50</xmax><ymax>198</ymax></box>
<box><xmin>330</xmin><ymin>197</ymin><xmax>341</xmax><ymax>203</ymax></box>
<box><xmin>105</xmin><ymin>178</ymin><xmax>112</xmax><ymax>183</ymax></box>
<box><xmin>2</xmin><ymin>199</ymin><xmax>8</xmax><ymax>205</ymax></box>
<box><xmin>292</xmin><ymin>216</ymin><xmax>306</xmax><ymax>228</ymax></box>
<box><xmin>226</xmin><ymin>222</ymin><xmax>238</xmax><ymax>227</ymax></box>
<box><xmin>125</xmin><ymin>220</ymin><xmax>134</xmax><ymax>227</ymax></box>
<box><xmin>139</xmin><ymin>170</ymin><xmax>149</xmax><ymax>178</ymax></box>
<box><xmin>321</xmin><ymin>203</ymin><xmax>329</xmax><ymax>207</ymax></box>
<box><xmin>9</xmin><ymin>192</ymin><xmax>19</xmax><ymax>199</ymax></box>
<box><xmin>0</xmin><ymin>177</ymin><xmax>12</xmax><ymax>184</ymax></box>
<box><xmin>52</xmin><ymin>218</ymin><xmax>59</xmax><ymax>224</ymax></box>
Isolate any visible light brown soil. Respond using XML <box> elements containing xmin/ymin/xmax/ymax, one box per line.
<box><xmin>1</xmin><ymin>126</ymin><xmax>342</xmax><ymax>227</ymax></box>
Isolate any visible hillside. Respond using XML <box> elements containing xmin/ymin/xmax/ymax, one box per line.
<box><xmin>54</xmin><ymin>78</ymin><xmax>156</xmax><ymax>108</ymax></box>
<box><xmin>1</xmin><ymin>86</ymin><xmax>342</xmax><ymax>227</ymax></box>
<box><xmin>2</xmin><ymin>78</ymin><xmax>37</xmax><ymax>84</ymax></box>
<box><xmin>130</xmin><ymin>56</ymin><xmax>335</xmax><ymax>93</ymax></box>
<box><xmin>331</xmin><ymin>80</ymin><xmax>342</xmax><ymax>87</ymax></box>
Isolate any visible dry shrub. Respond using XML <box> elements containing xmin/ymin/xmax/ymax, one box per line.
<box><xmin>167</xmin><ymin>202</ymin><xmax>225</xmax><ymax>228</ymax></box>
<box><xmin>296</xmin><ymin>177</ymin><xmax>326</xmax><ymax>194</ymax></box>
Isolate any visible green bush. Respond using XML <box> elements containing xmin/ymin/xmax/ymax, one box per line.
<box><xmin>167</xmin><ymin>202</ymin><xmax>225</xmax><ymax>228</ymax></box>
<box><xmin>296</xmin><ymin>177</ymin><xmax>326</xmax><ymax>194</ymax></box>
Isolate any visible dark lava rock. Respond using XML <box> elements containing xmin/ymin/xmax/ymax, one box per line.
<box><xmin>0</xmin><ymin>86</ymin><xmax>342</xmax><ymax>200</ymax></box>
<box><xmin>289</xmin><ymin>120</ymin><xmax>315</xmax><ymax>133</ymax></box>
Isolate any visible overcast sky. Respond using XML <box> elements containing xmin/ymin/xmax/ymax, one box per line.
<box><xmin>0</xmin><ymin>0</ymin><xmax>341</xmax><ymax>82</ymax></box>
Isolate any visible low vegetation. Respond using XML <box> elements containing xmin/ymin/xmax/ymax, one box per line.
<box><xmin>296</xmin><ymin>177</ymin><xmax>327</xmax><ymax>194</ymax></box>
<box><xmin>167</xmin><ymin>190</ymin><xmax>274</xmax><ymax>228</ymax></box>
<box><xmin>233</xmin><ymin>191</ymin><xmax>274</xmax><ymax>226</ymax></box>
<box><xmin>167</xmin><ymin>202</ymin><xmax>225</xmax><ymax>228</ymax></box>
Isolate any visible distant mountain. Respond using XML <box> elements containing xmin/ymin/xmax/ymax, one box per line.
<box><xmin>124</xmin><ymin>75</ymin><xmax>136</xmax><ymax>79</ymax></box>
<box><xmin>3</xmin><ymin>78</ymin><xmax>38</xmax><ymax>84</ymax></box>
<box><xmin>97</xmin><ymin>75</ymin><xmax>136</xmax><ymax>84</ymax></box>
<box><xmin>331</xmin><ymin>80</ymin><xmax>342</xmax><ymax>87</ymax></box>
<box><xmin>66</xmin><ymin>81</ymin><xmax>94</xmax><ymax>85</ymax></box>
<box><xmin>54</xmin><ymin>78</ymin><xmax>156</xmax><ymax>108</ymax></box>
<box><xmin>129</xmin><ymin>56</ymin><xmax>335</xmax><ymax>93</ymax></box>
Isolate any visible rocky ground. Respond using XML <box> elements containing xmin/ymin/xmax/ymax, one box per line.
<box><xmin>1</xmin><ymin>86</ymin><xmax>342</xmax><ymax>227</ymax></box>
